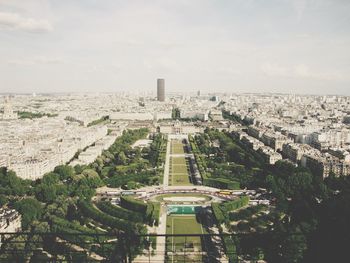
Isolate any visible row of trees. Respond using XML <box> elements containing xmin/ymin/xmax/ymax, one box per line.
<box><xmin>18</xmin><ymin>111</ymin><xmax>58</xmax><ymax>119</ymax></box>
<box><xmin>87</xmin><ymin>115</ymin><xmax>109</xmax><ymax>127</ymax></box>
<box><xmin>89</xmin><ymin>129</ymin><xmax>165</xmax><ymax>190</ymax></box>
<box><xmin>190</xmin><ymin>130</ymin><xmax>261</xmax><ymax>189</ymax></box>
<box><xmin>146</xmin><ymin>133</ymin><xmax>166</xmax><ymax>168</ymax></box>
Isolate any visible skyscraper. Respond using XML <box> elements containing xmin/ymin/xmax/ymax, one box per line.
<box><xmin>157</xmin><ymin>78</ymin><xmax>165</xmax><ymax>102</ymax></box>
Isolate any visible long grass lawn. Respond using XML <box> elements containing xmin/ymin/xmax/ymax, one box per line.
<box><xmin>171</xmin><ymin>157</ymin><xmax>186</xmax><ymax>165</ymax></box>
<box><xmin>171</xmin><ymin>141</ymin><xmax>185</xmax><ymax>155</ymax></box>
<box><xmin>169</xmin><ymin>156</ymin><xmax>191</xmax><ymax>186</ymax></box>
<box><xmin>166</xmin><ymin>215</ymin><xmax>205</xmax><ymax>251</ymax></box>
<box><xmin>171</xmin><ymin>164</ymin><xmax>187</xmax><ymax>173</ymax></box>
<box><xmin>170</xmin><ymin>173</ymin><xmax>191</xmax><ymax>186</ymax></box>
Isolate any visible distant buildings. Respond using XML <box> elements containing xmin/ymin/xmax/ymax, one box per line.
<box><xmin>209</xmin><ymin>110</ymin><xmax>224</xmax><ymax>121</ymax></box>
<box><xmin>110</xmin><ymin>111</ymin><xmax>172</xmax><ymax>121</ymax></box>
<box><xmin>70</xmin><ymin>134</ymin><xmax>118</xmax><ymax>166</ymax></box>
<box><xmin>159</xmin><ymin>121</ymin><xmax>202</xmax><ymax>134</ymax></box>
<box><xmin>227</xmin><ymin>93</ymin><xmax>350</xmax><ymax>178</ymax></box>
<box><xmin>301</xmin><ymin>154</ymin><xmax>350</xmax><ymax>178</ymax></box>
<box><xmin>1</xmin><ymin>96</ymin><xmax>18</xmax><ymax>120</ymax></box>
<box><xmin>180</xmin><ymin>110</ymin><xmax>208</xmax><ymax>121</ymax></box>
<box><xmin>1</xmin><ymin>92</ymin><xmax>350</xmax><ymax>181</ymax></box>
<box><xmin>157</xmin><ymin>79</ymin><xmax>165</xmax><ymax>102</ymax></box>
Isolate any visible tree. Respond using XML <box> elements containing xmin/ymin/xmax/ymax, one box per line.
<box><xmin>41</xmin><ymin>172</ymin><xmax>60</xmax><ymax>185</ymax></box>
<box><xmin>280</xmin><ymin>227</ymin><xmax>307</xmax><ymax>263</ymax></box>
<box><xmin>81</xmin><ymin>169</ymin><xmax>104</xmax><ymax>188</ymax></box>
<box><xmin>171</xmin><ymin>108</ymin><xmax>181</xmax><ymax>119</ymax></box>
<box><xmin>117</xmin><ymin>151</ymin><xmax>127</xmax><ymax>165</ymax></box>
<box><xmin>74</xmin><ymin>164</ymin><xmax>87</xmax><ymax>174</ymax></box>
<box><xmin>14</xmin><ymin>198</ymin><xmax>43</xmax><ymax>229</ymax></box>
<box><xmin>54</xmin><ymin>165</ymin><xmax>75</xmax><ymax>180</ymax></box>
<box><xmin>0</xmin><ymin>194</ymin><xmax>7</xmax><ymax>207</ymax></box>
<box><xmin>126</xmin><ymin>181</ymin><xmax>137</xmax><ymax>189</ymax></box>
<box><xmin>35</xmin><ymin>184</ymin><xmax>57</xmax><ymax>203</ymax></box>
<box><xmin>304</xmin><ymin>186</ymin><xmax>350</xmax><ymax>263</ymax></box>
<box><xmin>73</xmin><ymin>179</ymin><xmax>96</xmax><ymax>199</ymax></box>
<box><xmin>0</xmin><ymin>168</ymin><xmax>29</xmax><ymax>196</ymax></box>
<box><xmin>102</xmin><ymin>150</ymin><xmax>114</xmax><ymax>163</ymax></box>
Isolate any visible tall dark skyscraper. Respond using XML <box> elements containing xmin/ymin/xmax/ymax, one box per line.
<box><xmin>157</xmin><ymin>78</ymin><xmax>165</xmax><ymax>102</ymax></box>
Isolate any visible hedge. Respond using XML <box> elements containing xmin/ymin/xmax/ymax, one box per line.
<box><xmin>212</xmin><ymin>202</ymin><xmax>225</xmax><ymax>224</ymax></box>
<box><xmin>120</xmin><ymin>196</ymin><xmax>147</xmax><ymax>214</ymax></box>
<box><xmin>151</xmin><ymin>202</ymin><xmax>160</xmax><ymax>226</ymax></box>
<box><xmin>221</xmin><ymin>196</ymin><xmax>249</xmax><ymax>212</ymax></box>
<box><xmin>97</xmin><ymin>201</ymin><xmax>143</xmax><ymax>222</ymax></box>
<box><xmin>212</xmin><ymin>196</ymin><xmax>250</xmax><ymax>224</ymax></box>
<box><xmin>51</xmin><ymin>216</ymin><xmax>105</xmax><ymax>246</ymax></box>
<box><xmin>51</xmin><ymin>216</ymin><xmax>103</xmax><ymax>235</ymax></box>
<box><xmin>144</xmin><ymin>202</ymin><xmax>161</xmax><ymax>226</ymax></box>
<box><xmin>78</xmin><ymin>200</ymin><xmax>138</xmax><ymax>233</ymax></box>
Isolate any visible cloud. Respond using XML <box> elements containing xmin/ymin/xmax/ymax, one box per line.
<box><xmin>261</xmin><ymin>63</ymin><xmax>289</xmax><ymax>77</ymax></box>
<box><xmin>294</xmin><ymin>64</ymin><xmax>348</xmax><ymax>81</ymax></box>
<box><xmin>292</xmin><ymin>0</ymin><xmax>307</xmax><ymax>22</ymax></box>
<box><xmin>0</xmin><ymin>11</ymin><xmax>52</xmax><ymax>33</ymax></box>
<box><xmin>8</xmin><ymin>56</ymin><xmax>63</xmax><ymax>66</ymax></box>
<box><xmin>261</xmin><ymin>62</ymin><xmax>349</xmax><ymax>81</ymax></box>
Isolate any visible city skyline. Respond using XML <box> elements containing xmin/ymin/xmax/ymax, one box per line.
<box><xmin>0</xmin><ymin>0</ymin><xmax>350</xmax><ymax>95</ymax></box>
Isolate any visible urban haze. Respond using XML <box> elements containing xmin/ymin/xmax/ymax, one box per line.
<box><xmin>0</xmin><ymin>1</ymin><xmax>350</xmax><ymax>263</ymax></box>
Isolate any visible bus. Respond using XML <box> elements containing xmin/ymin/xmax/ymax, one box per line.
<box><xmin>121</xmin><ymin>191</ymin><xmax>135</xmax><ymax>196</ymax></box>
<box><xmin>218</xmin><ymin>190</ymin><xmax>232</xmax><ymax>195</ymax></box>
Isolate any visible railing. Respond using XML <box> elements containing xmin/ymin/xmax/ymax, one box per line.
<box><xmin>0</xmin><ymin>232</ymin><xmax>238</xmax><ymax>263</ymax></box>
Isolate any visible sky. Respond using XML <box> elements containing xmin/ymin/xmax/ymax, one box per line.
<box><xmin>0</xmin><ymin>0</ymin><xmax>349</xmax><ymax>95</ymax></box>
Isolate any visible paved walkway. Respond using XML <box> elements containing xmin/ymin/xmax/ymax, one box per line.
<box><xmin>133</xmin><ymin>205</ymin><xmax>167</xmax><ymax>263</ymax></box>
<box><xmin>162</xmin><ymin>137</ymin><xmax>171</xmax><ymax>187</ymax></box>
<box><xmin>156</xmin><ymin>206</ymin><xmax>167</xmax><ymax>259</ymax></box>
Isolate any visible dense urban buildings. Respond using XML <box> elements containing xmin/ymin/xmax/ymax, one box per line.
<box><xmin>0</xmin><ymin>91</ymin><xmax>349</xmax><ymax>263</ymax></box>
<box><xmin>1</xmin><ymin>93</ymin><xmax>350</xmax><ymax>180</ymax></box>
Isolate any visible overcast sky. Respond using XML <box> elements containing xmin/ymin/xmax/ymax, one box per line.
<box><xmin>0</xmin><ymin>0</ymin><xmax>349</xmax><ymax>95</ymax></box>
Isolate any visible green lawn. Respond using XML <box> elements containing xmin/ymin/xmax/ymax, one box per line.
<box><xmin>166</xmin><ymin>215</ymin><xmax>206</xmax><ymax>252</ymax></box>
<box><xmin>171</xmin><ymin>140</ymin><xmax>185</xmax><ymax>154</ymax></box>
<box><xmin>169</xmin><ymin>173</ymin><xmax>191</xmax><ymax>186</ymax></box>
<box><xmin>169</xmin><ymin>157</ymin><xmax>192</xmax><ymax>186</ymax></box>
<box><xmin>171</xmin><ymin>164</ymin><xmax>188</xmax><ymax>173</ymax></box>
<box><xmin>171</xmin><ymin>157</ymin><xmax>186</xmax><ymax>165</ymax></box>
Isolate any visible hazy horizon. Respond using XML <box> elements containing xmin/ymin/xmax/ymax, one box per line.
<box><xmin>1</xmin><ymin>0</ymin><xmax>349</xmax><ymax>95</ymax></box>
